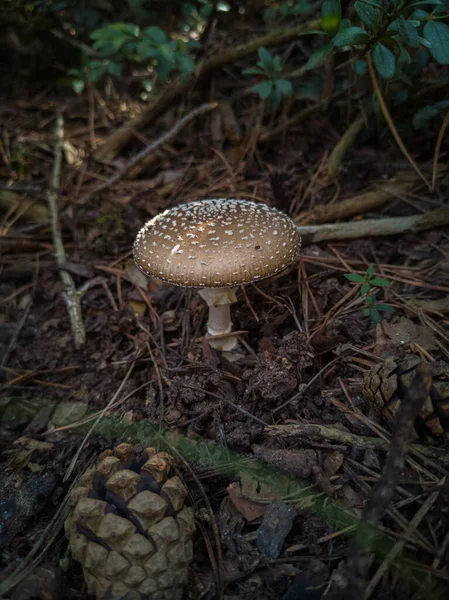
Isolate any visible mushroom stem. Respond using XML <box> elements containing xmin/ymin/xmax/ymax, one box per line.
<box><xmin>198</xmin><ymin>287</ymin><xmax>239</xmax><ymax>351</ymax></box>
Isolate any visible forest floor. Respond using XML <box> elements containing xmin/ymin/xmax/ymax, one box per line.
<box><xmin>1</xmin><ymin>14</ymin><xmax>449</xmax><ymax>600</ymax></box>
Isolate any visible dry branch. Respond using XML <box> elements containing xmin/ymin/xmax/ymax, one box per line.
<box><xmin>47</xmin><ymin>114</ymin><xmax>86</xmax><ymax>349</ymax></box>
<box><xmin>295</xmin><ymin>205</ymin><xmax>449</xmax><ymax>244</ymax></box>
<box><xmin>266</xmin><ymin>422</ymin><xmax>449</xmax><ymax>466</ymax></box>
<box><xmin>295</xmin><ymin>171</ymin><xmax>419</xmax><ymax>225</ymax></box>
<box><xmin>94</xmin><ymin>18</ymin><xmax>320</xmax><ymax>161</ymax></box>
<box><xmin>84</xmin><ymin>102</ymin><xmax>218</xmax><ymax>201</ymax></box>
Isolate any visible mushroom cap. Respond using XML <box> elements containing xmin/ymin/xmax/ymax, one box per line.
<box><xmin>133</xmin><ymin>198</ymin><xmax>301</xmax><ymax>288</ymax></box>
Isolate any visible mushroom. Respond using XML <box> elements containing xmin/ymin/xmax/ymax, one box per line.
<box><xmin>133</xmin><ymin>198</ymin><xmax>301</xmax><ymax>351</ymax></box>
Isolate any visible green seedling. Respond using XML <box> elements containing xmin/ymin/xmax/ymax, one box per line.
<box><xmin>344</xmin><ymin>265</ymin><xmax>394</xmax><ymax>324</ymax></box>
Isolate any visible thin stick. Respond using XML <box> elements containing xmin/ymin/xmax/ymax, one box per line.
<box><xmin>47</xmin><ymin>114</ymin><xmax>86</xmax><ymax>348</ymax></box>
<box><xmin>367</xmin><ymin>53</ymin><xmax>430</xmax><ymax>189</ymax></box>
<box><xmin>63</xmin><ymin>359</ymin><xmax>137</xmax><ymax>481</ymax></box>
<box><xmin>365</xmin><ymin>486</ymin><xmax>443</xmax><ymax>600</ymax></box>
<box><xmin>85</xmin><ymin>102</ymin><xmax>218</xmax><ymax>200</ymax></box>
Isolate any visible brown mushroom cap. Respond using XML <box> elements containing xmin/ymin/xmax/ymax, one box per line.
<box><xmin>133</xmin><ymin>198</ymin><xmax>301</xmax><ymax>288</ymax></box>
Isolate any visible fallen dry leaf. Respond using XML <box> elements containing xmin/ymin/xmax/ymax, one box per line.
<box><xmin>375</xmin><ymin>316</ymin><xmax>436</xmax><ymax>355</ymax></box>
<box><xmin>227</xmin><ymin>481</ymin><xmax>266</xmax><ymax>522</ymax></box>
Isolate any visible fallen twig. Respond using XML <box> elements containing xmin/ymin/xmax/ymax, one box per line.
<box><xmin>84</xmin><ymin>102</ymin><xmax>218</xmax><ymax>201</ymax></box>
<box><xmin>94</xmin><ymin>18</ymin><xmax>320</xmax><ymax>160</ymax></box>
<box><xmin>295</xmin><ymin>205</ymin><xmax>449</xmax><ymax>244</ymax></box>
<box><xmin>364</xmin><ymin>485</ymin><xmax>443</xmax><ymax>600</ymax></box>
<box><xmin>266</xmin><ymin>422</ymin><xmax>449</xmax><ymax>466</ymax></box>
<box><xmin>345</xmin><ymin>363</ymin><xmax>432</xmax><ymax>599</ymax></box>
<box><xmin>47</xmin><ymin>114</ymin><xmax>85</xmax><ymax>348</ymax></box>
<box><xmin>294</xmin><ymin>171</ymin><xmax>419</xmax><ymax>225</ymax></box>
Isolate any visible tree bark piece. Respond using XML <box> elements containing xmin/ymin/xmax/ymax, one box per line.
<box><xmin>94</xmin><ymin>19</ymin><xmax>320</xmax><ymax>161</ymax></box>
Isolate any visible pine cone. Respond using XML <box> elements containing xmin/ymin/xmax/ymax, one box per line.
<box><xmin>364</xmin><ymin>355</ymin><xmax>449</xmax><ymax>442</ymax></box>
<box><xmin>65</xmin><ymin>444</ymin><xmax>195</xmax><ymax>600</ymax></box>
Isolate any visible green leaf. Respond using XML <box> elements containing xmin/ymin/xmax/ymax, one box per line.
<box><xmin>72</xmin><ymin>79</ymin><xmax>85</xmax><ymax>95</ymax></box>
<box><xmin>362</xmin><ymin>308</ymin><xmax>371</xmax><ymax>316</ymax></box>
<box><xmin>413</xmin><ymin>105</ymin><xmax>440</xmax><ymax>129</ymax></box>
<box><xmin>376</xmin><ymin>304</ymin><xmax>395</xmax><ymax>312</ymax></box>
<box><xmin>321</xmin><ymin>0</ymin><xmax>341</xmax><ymax>35</ymax></box>
<box><xmin>361</xmin><ymin>283</ymin><xmax>370</xmax><ymax>295</ymax></box>
<box><xmin>136</xmin><ymin>41</ymin><xmax>159</xmax><ymax>58</ymax></box>
<box><xmin>106</xmin><ymin>61</ymin><xmax>122</xmax><ymax>77</ymax></box>
<box><xmin>372</xmin><ymin>43</ymin><xmax>396</xmax><ymax>79</ymax></box>
<box><xmin>366</xmin><ymin>265</ymin><xmax>375</xmax><ymax>278</ymax></box>
<box><xmin>357</xmin><ymin>0</ymin><xmax>384</xmax><ymax>7</ymax></box>
<box><xmin>423</xmin><ymin>21</ymin><xmax>449</xmax><ymax>64</ymax></box>
<box><xmin>275</xmin><ymin>79</ymin><xmax>293</xmax><ymax>96</ymax></box>
<box><xmin>344</xmin><ymin>273</ymin><xmax>365</xmax><ymax>283</ymax></box>
<box><xmin>370</xmin><ymin>277</ymin><xmax>392</xmax><ymax>287</ymax></box>
<box><xmin>333</xmin><ymin>26</ymin><xmax>368</xmax><ymax>47</ymax></box>
<box><xmin>409</xmin><ymin>0</ymin><xmax>443</xmax><ymax>6</ymax></box>
<box><xmin>354</xmin><ymin>59</ymin><xmax>368</xmax><ymax>75</ymax></box>
<box><xmin>397</xmin><ymin>44</ymin><xmax>412</xmax><ymax>64</ymax></box>
<box><xmin>242</xmin><ymin>67</ymin><xmax>265</xmax><ymax>76</ymax></box>
<box><xmin>391</xmin><ymin>17</ymin><xmax>420</xmax><ymax>47</ymax></box>
<box><xmin>273</xmin><ymin>55</ymin><xmax>283</xmax><ymax>72</ymax></box>
<box><xmin>258</xmin><ymin>47</ymin><xmax>274</xmax><ymax>70</ymax></box>
<box><xmin>176</xmin><ymin>53</ymin><xmax>195</xmax><ymax>76</ymax></box>
<box><xmin>413</xmin><ymin>101</ymin><xmax>449</xmax><ymax>129</ymax></box>
<box><xmin>419</xmin><ymin>36</ymin><xmax>432</xmax><ymax>48</ymax></box>
<box><xmin>306</xmin><ymin>44</ymin><xmax>334</xmax><ymax>69</ymax></box>
<box><xmin>365</xmin><ymin>295</ymin><xmax>375</xmax><ymax>306</ymax></box>
<box><xmin>252</xmin><ymin>80</ymin><xmax>273</xmax><ymax>99</ymax></box>
<box><xmin>412</xmin><ymin>9</ymin><xmax>429</xmax><ymax>20</ymax></box>
<box><xmin>354</xmin><ymin>1</ymin><xmax>383</xmax><ymax>33</ymax></box>
<box><xmin>143</xmin><ymin>26</ymin><xmax>167</xmax><ymax>43</ymax></box>
<box><xmin>370</xmin><ymin>308</ymin><xmax>382</xmax><ymax>323</ymax></box>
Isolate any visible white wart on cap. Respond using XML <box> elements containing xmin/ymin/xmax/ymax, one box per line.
<box><xmin>133</xmin><ymin>198</ymin><xmax>301</xmax><ymax>288</ymax></box>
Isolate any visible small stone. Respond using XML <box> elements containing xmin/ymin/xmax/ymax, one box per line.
<box><xmin>362</xmin><ymin>449</ymin><xmax>380</xmax><ymax>470</ymax></box>
<box><xmin>256</xmin><ymin>499</ymin><xmax>296</xmax><ymax>558</ymax></box>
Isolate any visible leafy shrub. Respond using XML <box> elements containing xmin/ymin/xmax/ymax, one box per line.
<box><xmin>306</xmin><ymin>0</ymin><xmax>449</xmax><ymax>135</ymax></box>
<box><xmin>242</xmin><ymin>47</ymin><xmax>293</xmax><ymax>110</ymax></box>
<box><xmin>68</xmin><ymin>23</ymin><xmax>197</xmax><ymax>95</ymax></box>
